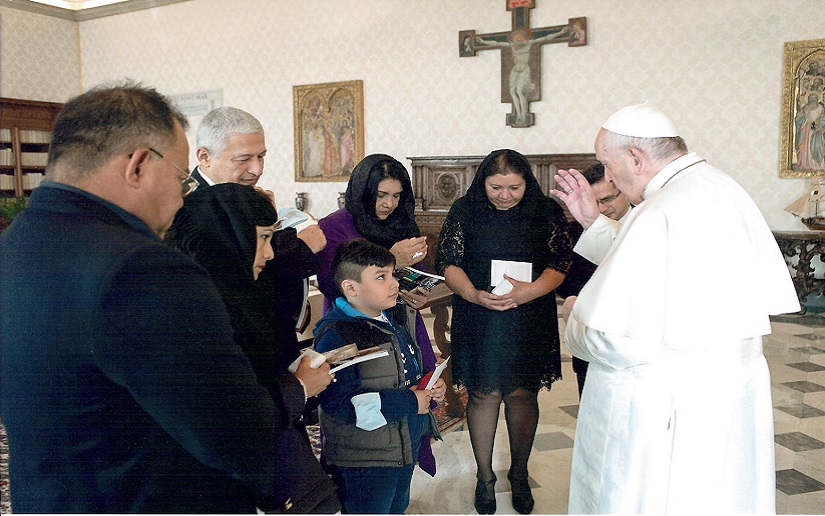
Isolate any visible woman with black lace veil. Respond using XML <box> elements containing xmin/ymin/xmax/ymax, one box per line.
<box><xmin>435</xmin><ymin>149</ymin><xmax>573</xmax><ymax>515</ymax></box>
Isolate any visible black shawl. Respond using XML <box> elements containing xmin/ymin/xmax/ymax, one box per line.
<box><xmin>344</xmin><ymin>153</ymin><xmax>420</xmax><ymax>249</ymax></box>
<box><xmin>166</xmin><ymin>183</ymin><xmax>280</xmax><ymax>389</ymax></box>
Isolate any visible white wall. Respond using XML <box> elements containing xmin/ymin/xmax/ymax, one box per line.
<box><xmin>3</xmin><ymin>0</ymin><xmax>825</xmax><ymax>228</ymax></box>
<box><xmin>0</xmin><ymin>7</ymin><xmax>80</xmax><ymax>102</ymax></box>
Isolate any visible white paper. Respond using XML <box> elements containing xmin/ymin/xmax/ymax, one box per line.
<box><xmin>425</xmin><ymin>356</ymin><xmax>450</xmax><ymax>390</ymax></box>
<box><xmin>490</xmin><ymin>260</ymin><xmax>532</xmax><ymax>287</ymax></box>
<box><xmin>277</xmin><ymin>207</ymin><xmax>309</xmax><ymax>229</ymax></box>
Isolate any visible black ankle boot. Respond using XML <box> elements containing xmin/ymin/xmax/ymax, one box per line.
<box><xmin>507</xmin><ymin>471</ymin><xmax>534</xmax><ymax>514</ymax></box>
<box><xmin>474</xmin><ymin>473</ymin><xmax>497</xmax><ymax>514</ymax></box>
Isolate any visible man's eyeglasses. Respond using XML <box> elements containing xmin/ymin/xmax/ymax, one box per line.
<box><xmin>596</xmin><ymin>193</ymin><xmax>621</xmax><ymax>206</ymax></box>
<box><xmin>147</xmin><ymin>148</ymin><xmax>199</xmax><ymax>197</ymax></box>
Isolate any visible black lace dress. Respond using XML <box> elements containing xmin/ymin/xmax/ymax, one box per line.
<box><xmin>435</xmin><ymin>164</ymin><xmax>573</xmax><ymax>394</ymax></box>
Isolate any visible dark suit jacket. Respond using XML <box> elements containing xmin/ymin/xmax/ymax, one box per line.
<box><xmin>190</xmin><ymin>166</ymin><xmax>319</xmax><ymax>368</ymax></box>
<box><xmin>0</xmin><ymin>183</ymin><xmax>329</xmax><ymax>513</ymax></box>
<box><xmin>555</xmin><ymin>223</ymin><xmax>597</xmax><ymax>376</ymax></box>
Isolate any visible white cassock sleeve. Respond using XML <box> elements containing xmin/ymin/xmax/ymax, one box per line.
<box><xmin>573</xmin><ymin>214</ymin><xmax>624</xmax><ymax>265</ymax></box>
<box><xmin>565</xmin><ymin>312</ymin><xmax>661</xmax><ymax>370</ymax></box>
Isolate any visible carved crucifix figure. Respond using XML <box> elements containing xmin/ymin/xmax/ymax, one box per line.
<box><xmin>460</xmin><ymin>0</ymin><xmax>587</xmax><ymax>128</ymax></box>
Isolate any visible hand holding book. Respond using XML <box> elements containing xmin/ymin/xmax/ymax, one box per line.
<box><xmin>288</xmin><ymin>344</ymin><xmax>389</xmax><ymax>374</ymax></box>
<box><xmin>395</xmin><ymin>267</ymin><xmax>445</xmax><ymax>307</ymax></box>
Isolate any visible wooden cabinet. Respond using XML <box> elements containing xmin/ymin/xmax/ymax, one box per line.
<box><xmin>408</xmin><ymin>153</ymin><xmax>598</xmax><ymax>271</ymax></box>
<box><xmin>1</xmin><ymin>98</ymin><xmax>63</xmax><ymax>197</ymax></box>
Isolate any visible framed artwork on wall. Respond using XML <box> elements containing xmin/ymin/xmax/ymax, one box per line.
<box><xmin>779</xmin><ymin>38</ymin><xmax>825</xmax><ymax>178</ymax></box>
<box><xmin>293</xmin><ymin>80</ymin><xmax>364</xmax><ymax>182</ymax></box>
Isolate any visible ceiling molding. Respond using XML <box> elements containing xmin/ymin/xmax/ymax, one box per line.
<box><xmin>2</xmin><ymin>0</ymin><xmax>191</xmax><ymax>21</ymax></box>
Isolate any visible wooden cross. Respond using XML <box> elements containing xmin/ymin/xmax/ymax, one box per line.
<box><xmin>459</xmin><ymin>0</ymin><xmax>587</xmax><ymax>128</ymax></box>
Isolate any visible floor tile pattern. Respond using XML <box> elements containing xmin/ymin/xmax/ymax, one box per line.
<box><xmin>407</xmin><ymin>310</ymin><xmax>825</xmax><ymax>514</ymax></box>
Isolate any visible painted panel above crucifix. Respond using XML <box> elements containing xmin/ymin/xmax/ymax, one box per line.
<box><xmin>459</xmin><ymin>0</ymin><xmax>586</xmax><ymax>128</ymax></box>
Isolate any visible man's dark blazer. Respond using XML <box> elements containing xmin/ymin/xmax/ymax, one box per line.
<box><xmin>0</xmin><ymin>183</ymin><xmax>331</xmax><ymax>513</ymax></box>
<box><xmin>190</xmin><ymin>166</ymin><xmax>319</xmax><ymax>367</ymax></box>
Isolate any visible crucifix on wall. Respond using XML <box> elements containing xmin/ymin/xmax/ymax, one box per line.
<box><xmin>459</xmin><ymin>0</ymin><xmax>587</xmax><ymax>128</ymax></box>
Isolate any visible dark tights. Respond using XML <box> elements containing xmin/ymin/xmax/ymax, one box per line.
<box><xmin>466</xmin><ymin>388</ymin><xmax>539</xmax><ymax>482</ymax></box>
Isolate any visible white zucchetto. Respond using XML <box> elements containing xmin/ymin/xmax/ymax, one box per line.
<box><xmin>601</xmin><ymin>103</ymin><xmax>679</xmax><ymax>138</ymax></box>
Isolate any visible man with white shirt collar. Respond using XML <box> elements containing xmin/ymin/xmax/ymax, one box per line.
<box><xmin>187</xmin><ymin>107</ymin><xmax>326</xmax><ymax>372</ymax></box>
<box><xmin>551</xmin><ymin>104</ymin><xmax>799</xmax><ymax>514</ymax></box>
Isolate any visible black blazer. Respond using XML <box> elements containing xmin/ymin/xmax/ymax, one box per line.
<box><xmin>0</xmin><ymin>183</ymin><xmax>332</xmax><ymax>513</ymax></box>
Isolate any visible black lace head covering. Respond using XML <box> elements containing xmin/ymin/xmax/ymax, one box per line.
<box><xmin>166</xmin><ymin>182</ymin><xmax>277</xmax><ymax>286</ymax></box>
<box><xmin>344</xmin><ymin>153</ymin><xmax>420</xmax><ymax>249</ymax></box>
<box><xmin>462</xmin><ymin>148</ymin><xmax>546</xmax><ymax>218</ymax></box>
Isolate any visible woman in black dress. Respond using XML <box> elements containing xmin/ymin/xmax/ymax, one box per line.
<box><xmin>435</xmin><ymin>149</ymin><xmax>572</xmax><ymax>514</ymax></box>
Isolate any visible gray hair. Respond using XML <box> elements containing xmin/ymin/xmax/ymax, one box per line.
<box><xmin>195</xmin><ymin>107</ymin><xmax>264</xmax><ymax>156</ymax></box>
<box><xmin>46</xmin><ymin>80</ymin><xmax>188</xmax><ymax>182</ymax></box>
<box><xmin>601</xmin><ymin>131</ymin><xmax>688</xmax><ymax>162</ymax></box>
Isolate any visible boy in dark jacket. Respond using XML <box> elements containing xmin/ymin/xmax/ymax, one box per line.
<box><xmin>313</xmin><ymin>239</ymin><xmax>446</xmax><ymax>513</ymax></box>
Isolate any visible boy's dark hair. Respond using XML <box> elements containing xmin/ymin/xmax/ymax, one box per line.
<box><xmin>333</xmin><ymin>239</ymin><xmax>396</xmax><ymax>296</ymax></box>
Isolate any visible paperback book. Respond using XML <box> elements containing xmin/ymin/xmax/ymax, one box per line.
<box><xmin>394</xmin><ymin>267</ymin><xmax>445</xmax><ymax>293</ymax></box>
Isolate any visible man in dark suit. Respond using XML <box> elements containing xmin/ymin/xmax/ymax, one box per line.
<box><xmin>189</xmin><ymin>107</ymin><xmax>325</xmax><ymax>369</ymax></box>
<box><xmin>0</xmin><ymin>83</ymin><xmax>337</xmax><ymax>513</ymax></box>
<box><xmin>556</xmin><ymin>163</ymin><xmax>631</xmax><ymax>398</ymax></box>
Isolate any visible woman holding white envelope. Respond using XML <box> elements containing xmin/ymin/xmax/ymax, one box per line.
<box><xmin>435</xmin><ymin>149</ymin><xmax>573</xmax><ymax>514</ymax></box>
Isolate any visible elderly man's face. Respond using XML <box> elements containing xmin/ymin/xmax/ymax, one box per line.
<box><xmin>595</xmin><ymin>129</ymin><xmax>645</xmax><ymax>205</ymax></box>
<box><xmin>199</xmin><ymin>132</ymin><xmax>267</xmax><ymax>186</ymax></box>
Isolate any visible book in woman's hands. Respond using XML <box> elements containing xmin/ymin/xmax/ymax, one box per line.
<box><xmin>276</xmin><ymin>207</ymin><xmax>309</xmax><ymax>229</ymax></box>
<box><xmin>328</xmin><ymin>349</ymin><xmax>389</xmax><ymax>374</ymax></box>
<box><xmin>289</xmin><ymin>343</ymin><xmax>389</xmax><ymax>374</ymax></box>
<box><xmin>323</xmin><ymin>344</ymin><xmax>389</xmax><ymax>374</ymax></box>
<box><xmin>394</xmin><ymin>267</ymin><xmax>445</xmax><ymax>292</ymax></box>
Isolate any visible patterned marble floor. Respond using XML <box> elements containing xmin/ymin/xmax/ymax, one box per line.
<box><xmin>408</xmin><ymin>309</ymin><xmax>825</xmax><ymax>515</ymax></box>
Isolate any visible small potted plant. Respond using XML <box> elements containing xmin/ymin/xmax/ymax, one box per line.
<box><xmin>0</xmin><ymin>196</ymin><xmax>28</xmax><ymax>233</ymax></box>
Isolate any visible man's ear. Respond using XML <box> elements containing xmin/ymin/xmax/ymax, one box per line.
<box><xmin>124</xmin><ymin>148</ymin><xmax>152</xmax><ymax>189</ymax></box>
<box><xmin>627</xmin><ymin>147</ymin><xmax>644</xmax><ymax>174</ymax></box>
<box><xmin>196</xmin><ymin>148</ymin><xmax>211</xmax><ymax>168</ymax></box>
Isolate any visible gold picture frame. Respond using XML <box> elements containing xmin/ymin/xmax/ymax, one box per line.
<box><xmin>293</xmin><ymin>80</ymin><xmax>364</xmax><ymax>182</ymax></box>
<box><xmin>780</xmin><ymin>39</ymin><xmax>825</xmax><ymax>178</ymax></box>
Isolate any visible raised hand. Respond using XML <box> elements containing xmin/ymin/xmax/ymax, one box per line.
<box><xmin>549</xmin><ymin>168</ymin><xmax>600</xmax><ymax>229</ymax></box>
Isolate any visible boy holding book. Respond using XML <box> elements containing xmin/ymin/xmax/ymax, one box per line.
<box><xmin>313</xmin><ymin>239</ymin><xmax>446</xmax><ymax>514</ymax></box>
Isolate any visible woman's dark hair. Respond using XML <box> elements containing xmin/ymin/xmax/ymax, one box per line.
<box><xmin>166</xmin><ymin>183</ymin><xmax>276</xmax><ymax>282</ymax></box>
<box><xmin>360</xmin><ymin>158</ymin><xmax>415</xmax><ymax>218</ymax></box>
<box><xmin>344</xmin><ymin>154</ymin><xmax>420</xmax><ymax>249</ymax></box>
<box><xmin>477</xmin><ymin>149</ymin><xmax>533</xmax><ymax>184</ymax></box>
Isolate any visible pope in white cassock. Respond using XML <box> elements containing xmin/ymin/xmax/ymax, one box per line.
<box><xmin>551</xmin><ymin>104</ymin><xmax>800</xmax><ymax>514</ymax></box>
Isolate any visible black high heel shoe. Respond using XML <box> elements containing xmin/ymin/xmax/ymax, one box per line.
<box><xmin>474</xmin><ymin>473</ymin><xmax>497</xmax><ymax>514</ymax></box>
<box><xmin>507</xmin><ymin>471</ymin><xmax>534</xmax><ymax>514</ymax></box>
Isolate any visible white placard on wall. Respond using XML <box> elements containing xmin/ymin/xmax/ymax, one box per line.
<box><xmin>168</xmin><ymin>90</ymin><xmax>222</xmax><ymax>168</ymax></box>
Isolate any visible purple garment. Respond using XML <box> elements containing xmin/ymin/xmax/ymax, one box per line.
<box><xmin>317</xmin><ymin>208</ymin><xmax>438</xmax><ymax>476</ymax></box>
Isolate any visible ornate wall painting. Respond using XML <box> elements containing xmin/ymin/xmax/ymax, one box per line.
<box><xmin>293</xmin><ymin>80</ymin><xmax>364</xmax><ymax>182</ymax></box>
<box><xmin>780</xmin><ymin>39</ymin><xmax>825</xmax><ymax>178</ymax></box>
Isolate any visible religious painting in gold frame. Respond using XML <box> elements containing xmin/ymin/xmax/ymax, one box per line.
<box><xmin>293</xmin><ymin>80</ymin><xmax>364</xmax><ymax>182</ymax></box>
<box><xmin>779</xmin><ymin>39</ymin><xmax>825</xmax><ymax>178</ymax></box>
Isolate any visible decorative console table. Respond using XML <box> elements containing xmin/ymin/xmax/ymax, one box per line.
<box><xmin>773</xmin><ymin>231</ymin><xmax>825</xmax><ymax>311</ymax></box>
